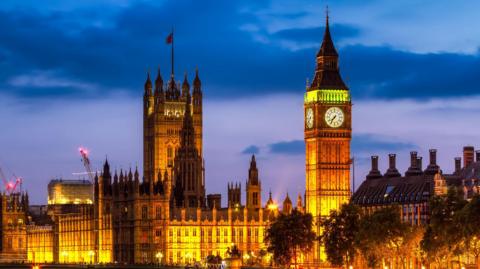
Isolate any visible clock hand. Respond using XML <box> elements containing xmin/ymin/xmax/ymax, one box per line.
<box><xmin>330</xmin><ymin>115</ymin><xmax>336</xmax><ymax>123</ymax></box>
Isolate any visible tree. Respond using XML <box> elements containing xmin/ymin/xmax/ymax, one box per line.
<box><xmin>458</xmin><ymin>194</ymin><xmax>480</xmax><ymax>269</ymax></box>
<box><xmin>265</xmin><ymin>209</ymin><xmax>316</xmax><ymax>268</ymax></box>
<box><xmin>356</xmin><ymin>207</ymin><xmax>411</xmax><ymax>269</ymax></box>
<box><xmin>421</xmin><ymin>187</ymin><xmax>467</xmax><ymax>268</ymax></box>
<box><xmin>320</xmin><ymin>203</ymin><xmax>361</xmax><ymax>267</ymax></box>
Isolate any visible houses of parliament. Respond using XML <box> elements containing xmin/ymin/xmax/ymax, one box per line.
<box><xmin>0</xmin><ymin>16</ymin><xmax>352</xmax><ymax>266</ymax></box>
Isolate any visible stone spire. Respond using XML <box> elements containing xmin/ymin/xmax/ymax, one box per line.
<box><xmin>310</xmin><ymin>8</ymin><xmax>348</xmax><ymax>90</ymax></box>
<box><xmin>144</xmin><ymin>71</ymin><xmax>152</xmax><ymax>96</ymax></box>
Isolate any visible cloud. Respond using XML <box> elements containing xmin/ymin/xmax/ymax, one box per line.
<box><xmin>8</xmin><ymin>70</ymin><xmax>98</xmax><ymax>91</ymax></box>
<box><xmin>269</xmin><ymin>140</ymin><xmax>304</xmax><ymax>155</ymax></box>
<box><xmin>352</xmin><ymin>134</ymin><xmax>417</xmax><ymax>153</ymax></box>
<box><xmin>266</xmin><ymin>134</ymin><xmax>417</xmax><ymax>157</ymax></box>
<box><xmin>0</xmin><ymin>1</ymin><xmax>480</xmax><ymax>101</ymax></box>
<box><xmin>241</xmin><ymin>145</ymin><xmax>260</xmax><ymax>155</ymax></box>
<box><xmin>272</xmin><ymin>24</ymin><xmax>360</xmax><ymax>44</ymax></box>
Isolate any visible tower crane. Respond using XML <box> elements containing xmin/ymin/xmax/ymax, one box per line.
<box><xmin>0</xmin><ymin>165</ymin><xmax>22</xmax><ymax>194</ymax></box>
<box><xmin>79</xmin><ymin>147</ymin><xmax>95</xmax><ymax>182</ymax></box>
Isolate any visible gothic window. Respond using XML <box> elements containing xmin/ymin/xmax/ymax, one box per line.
<box><xmin>155</xmin><ymin>229</ymin><xmax>161</xmax><ymax>237</ymax></box>
<box><xmin>253</xmin><ymin>192</ymin><xmax>258</xmax><ymax>205</ymax></box>
<box><xmin>142</xmin><ymin>206</ymin><xmax>148</xmax><ymax>220</ymax></box>
<box><xmin>156</xmin><ymin>206</ymin><xmax>161</xmax><ymax>219</ymax></box>
<box><xmin>167</xmin><ymin>146</ymin><xmax>173</xmax><ymax>167</ymax></box>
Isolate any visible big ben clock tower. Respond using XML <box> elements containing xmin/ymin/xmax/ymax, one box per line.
<box><xmin>305</xmin><ymin>13</ymin><xmax>351</xmax><ymax>263</ymax></box>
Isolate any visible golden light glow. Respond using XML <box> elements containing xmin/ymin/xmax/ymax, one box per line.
<box><xmin>267</xmin><ymin>203</ymin><xmax>278</xmax><ymax>210</ymax></box>
<box><xmin>304</xmin><ymin>89</ymin><xmax>350</xmax><ymax>104</ymax></box>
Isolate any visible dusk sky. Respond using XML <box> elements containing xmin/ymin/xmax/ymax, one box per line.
<box><xmin>1</xmin><ymin>0</ymin><xmax>479</xmax><ymax>205</ymax></box>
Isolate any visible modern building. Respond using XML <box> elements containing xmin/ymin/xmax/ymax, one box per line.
<box><xmin>47</xmin><ymin>179</ymin><xmax>93</xmax><ymax>205</ymax></box>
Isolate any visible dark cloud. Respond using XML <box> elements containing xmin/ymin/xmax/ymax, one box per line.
<box><xmin>351</xmin><ymin>134</ymin><xmax>417</xmax><ymax>153</ymax></box>
<box><xmin>269</xmin><ymin>140</ymin><xmax>304</xmax><ymax>155</ymax></box>
<box><xmin>0</xmin><ymin>1</ymin><xmax>479</xmax><ymax>100</ymax></box>
<box><xmin>342</xmin><ymin>46</ymin><xmax>480</xmax><ymax>99</ymax></box>
<box><xmin>273</xmin><ymin>24</ymin><xmax>360</xmax><ymax>43</ymax></box>
<box><xmin>265</xmin><ymin>134</ymin><xmax>416</xmax><ymax>156</ymax></box>
<box><xmin>241</xmin><ymin>145</ymin><xmax>260</xmax><ymax>155</ymax></box>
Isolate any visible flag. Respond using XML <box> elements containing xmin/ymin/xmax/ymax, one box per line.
<box><xmin>166</xmin><ymin>32</ymin><xmax>173</xmax><ymax>44</ymax></box>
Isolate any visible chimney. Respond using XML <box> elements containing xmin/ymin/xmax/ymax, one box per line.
<box><xmin>455</xmin><ymin>157</ymin><xmax>461</xmax><ymax>174</ymax></box>
<box><xmin>417</xmin><ymin>157</ymin><xmax>423</xmax><ymax>171</ymax></box>
<box><xmin>429</xmin><ymin>149</ymin><xmax>437</xmax><ymax>166</ymax></box>
<box><xmin>464</xmin><ymin>146</ymin><xmax>475</xmax><ymax>167</ymax></box>
<box><xmin>425</xmin><ymin>149</ymin><xmax>440</xmax><ymax>175</ymax></box>
<box><xmin>372</xmin><ymin>156</ymin><xmax>379</xmax><ymax>171</ymax></box>
<box><xmin>410</xmin><ymin>151</ymin><xmax>418</xmax><ymax>168</ymax></box>
<box><xmin>406</xmin><ymin>151</ymin><xmax>422</xmax><ymax>176</ymax></box>
<box><xmin>366</xmin><ymin>156</ymin><xmax>382</xmax><ymax>180</ymax></box>
<box><xmin>389</xmin><ymin>154</ymin><xmax>396</xmax><ymax>170</ymax></box>
<box><xmin>385</xmin><ymin>154</ymin><xmax>401</xmax><ymax>177</ymax></box>
<box><xmin>476</xmin><ymin>150</ymin><xmax>480</xmax><ymax>163</ymax></box>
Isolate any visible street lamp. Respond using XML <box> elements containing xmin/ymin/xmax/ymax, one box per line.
<box><xmin>61</xmin><ymin>251</ymin><xmax>68</xmax><ymax>263</ymax></box>
<box><xmin>156</xmin><ymin>252</ymin><xmax>164</xmax><ymax>266</ymax></box>
<box><xmin>88</xmin><ymin>250</ymin><xmax>95</xmax><ymax>264</ymax></box>
<box><xmin>186</xmin><ymin>252</ymin><xmax>193</xmax><ymax>265</ymax></box>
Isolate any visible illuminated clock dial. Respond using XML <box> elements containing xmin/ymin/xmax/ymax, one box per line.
<box><xmin>325</xmin><ymin>107</ymin><xmax>344</xmax><ymax>128</ymax></box>
<box><xmin>306</xmin><ymin>108</ymin><xmax>314</xmax><ymax>128</ymax></box>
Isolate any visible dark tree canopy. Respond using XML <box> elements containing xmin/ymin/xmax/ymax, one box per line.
<box><xmin>265</xmin><ymin>209</ymin><xmax>316</xmax><ymax>267</ymax></box>
<box><xmin>320</xmin><ymin>203</ymin><xmax>361</xmax><ymax>267</ymax></box>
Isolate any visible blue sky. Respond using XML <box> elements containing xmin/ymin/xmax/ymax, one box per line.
<box><xmin>0</xmin><ymin>0</ymin><xmax>479</xmax><ymax>204</ymax></box>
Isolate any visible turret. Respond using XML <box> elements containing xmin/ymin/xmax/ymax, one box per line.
<box><xmin>181</xmin><ymin>72</ymin><xmax>190</xmax><ymax>99</ymax></box>
<box><xmin>296</xmin><ymin>193</ymin><xmax>303</xmax><ymax>212</ymax></box>
<box><xmin>154</xmin><ymin>68</ymin><xmax>164</xmax><ymax>112</ymax></box>
<box><xmin>283</xmin><ymin>193</ymin><xmax>292</xmax><ymax>214</ymax></box>
<box><xmin>246</xmin><ymin>155</ymin><xmax>261</xmax><ymax>210</ymax></box>
<box><xmin>166</xmin><ymin>74</ymin><xmax>180</xmax><ymax>100</ymax></box>
<box><xmin>192</xmin><ymin>68</ymin><xmax>202</xmax><ymax>114</ymax></box>
<box><xmin>144</xmin><ymin>71</ymin><xmax>152</xmax><ymax>96</ymax></box>
<box><xmin>134</xmin><ymin>166</ymin><xmax>140</xmax><ymax>194</ymax></box>
<box><xmin>102</xmin><ymin>158</ymin><xmax>112</xmax><ymax>196</ymax></box>
<box><xmin>228</xmin><ymin>182</ymin><xmax>241</xmax><ymax>207</ymax></box>
<box><xmin>113</xmin><ymin>171</ymin><xmax>119</xmax><ymax>196</ymax></box>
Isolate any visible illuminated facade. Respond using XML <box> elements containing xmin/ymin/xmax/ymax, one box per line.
<box><xmin>304</xmin><ymin>14</ymin><xmax>352</xmax><ymax>263</ymax></box>
<box><xmin>9</xmin><ymin>19</ymin><xmax>353</xmax><ymax>265</ymax></box>
<box><xmin>0</xmin><ymin>193</ymin><xmax>28</xmax><ymax>262</ymax></box>
<box><xmin>143</xmin><ymin>69</ymin><xmax>203</xmax><ymax>184</ymax></box>
<box><xmin>47</xmin><ymin>179</ymin><xmax>93</xmax><ymax>205</ymax></box>
<box><xmin>352</xmin><ymin>147</ymin><xmax>480</xmax><ymax>224</ymax></box>
<box><xmin>19</xmin><ymin>69</ymin><xmax>299</xmax><ymax>265</ymax></box>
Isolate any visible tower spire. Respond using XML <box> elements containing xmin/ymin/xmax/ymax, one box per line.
<box><xmin>144</xmin><ymin>71</ymin><xmax>152</xmax><ymax>96</ymax></box>
<box><xmin>309</xmin><ymin>8</ymin><xmax>348</xmax><ymax>91</ymax></box>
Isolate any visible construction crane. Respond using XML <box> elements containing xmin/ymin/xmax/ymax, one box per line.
<box><xmin>79</xmin><ymin>147</ymin><xmax>95</xmax><ymax>182</ymax></box>
<box><xmin>0</xmin><ymin>165</ymin><xmax>22</xmax><ymax>194</ymax></box>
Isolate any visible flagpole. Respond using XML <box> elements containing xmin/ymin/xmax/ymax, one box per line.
<box><xmin>171</xmin><ymin>27</ymin><xmax>174</xmax><ymax>77</ymax></box>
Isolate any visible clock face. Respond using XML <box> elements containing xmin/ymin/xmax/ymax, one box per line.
<box><xmin>306</xmin><ymin>108</ymin><xmax>314</xmax><ymax>128</ymax></box>
<box><xmin>325</xmin><ymin>107</ymin><xmax>344</xmax><ymax>128</ymax></box>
